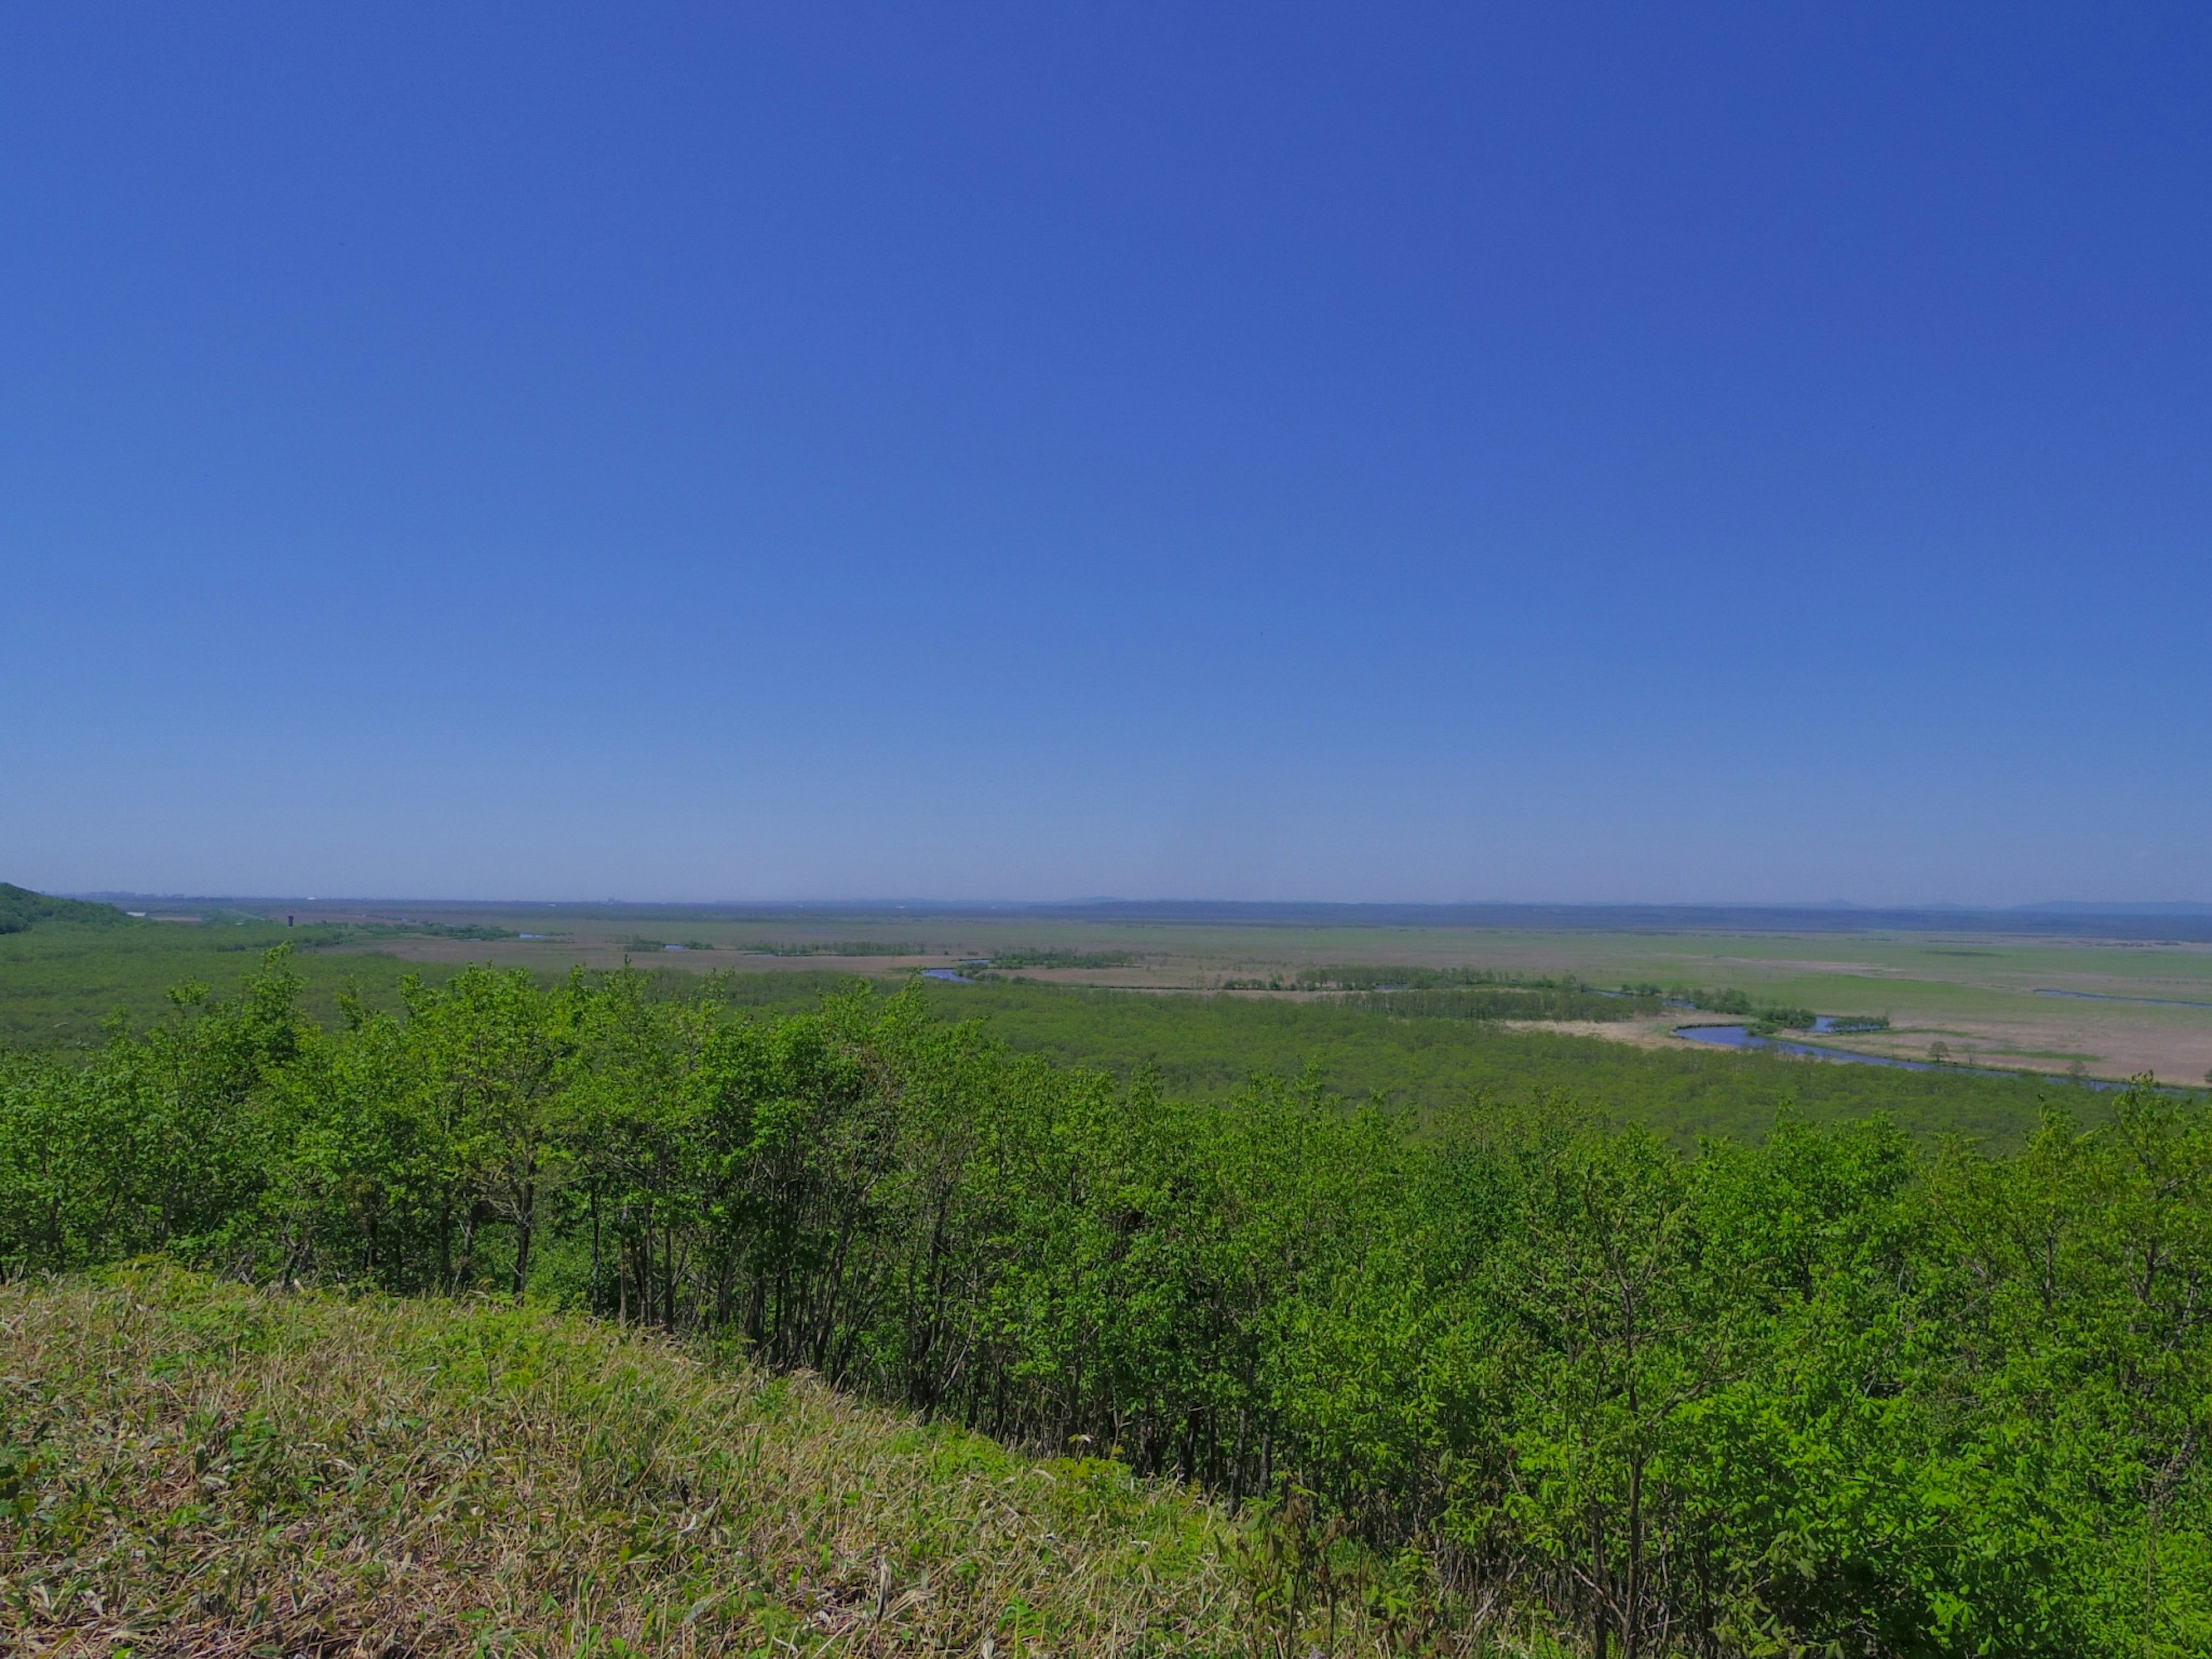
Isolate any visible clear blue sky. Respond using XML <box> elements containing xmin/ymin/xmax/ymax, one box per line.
<box><xmin>3</xmin><ymin>3</ymin><xmax>2207</xmax><ymax>904</ymax></box>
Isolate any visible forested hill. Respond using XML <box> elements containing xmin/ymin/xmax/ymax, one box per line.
<box><xmin>0</xmin><ymin>882</ymin><xmax>133</xmax><ymax>934</ymax></box>
<box><xmin>5</xmin><ymin>948</ymin><xmax>2209</xmax><ymax>1654</ymax></box>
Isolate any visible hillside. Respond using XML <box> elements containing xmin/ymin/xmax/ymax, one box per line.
<box><xmin>0</xmin><ymin>884</ymin><xmax>132</xmax><ymax>935</ymax></box>
<box><xmin>5</xmin><ymin>958</ymin><xmax>2206</xmax><ymax>1655</ymax></box>
<box><xmin>0</xmin><ymin>1268</ymin><xmax>1388</xmax><ymax>1658</ymax></box>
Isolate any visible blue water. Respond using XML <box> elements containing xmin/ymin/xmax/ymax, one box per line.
<box><xmin>2035</xmin><ymin>987</ymin><xmax>2212</xmax><ymax>1009</ymax></box>
<box><xmin>1672</xmin><ymin>1023</ymin><xmax>2161</xmax><ymax>1090</ymax></box>
<box><xmin>1675</xmin><ymin>1024</ymin><xmax>1936</xmax><ymax>1071</ymax></box>
<box><xmin>922</xmin><ymin>968</ymin><xmax>974</xmax><ymax>983</ymax></box>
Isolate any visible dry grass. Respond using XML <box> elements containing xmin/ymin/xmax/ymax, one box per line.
<box><xmin>0</xmin><ymin>1271</ymin><xmax>1534</xmax><ymax>1659</ymax></box>
<box><xmin>0</xmin><ymin>1266</ymin><xmax>1216</xmax><ymax>1654</ymax></box>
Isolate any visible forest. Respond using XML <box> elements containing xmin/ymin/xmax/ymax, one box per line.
<box><xmin>2</xmin><ymin>946</ymin><xmax>2206</xmax><ymax>1657</ymax></box>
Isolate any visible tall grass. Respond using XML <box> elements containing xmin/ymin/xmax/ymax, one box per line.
<box><xmin>0</xmin><ymin>1268</ymin><xmax>1529</xmax><ymax>1657</ymax></box>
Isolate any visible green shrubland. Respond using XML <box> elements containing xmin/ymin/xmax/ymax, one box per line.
<box><xmin>2</xmin><ymin>951</ymin><xmax>2208</xmax><ymax>1656</ymax></box>
<box><xmin>0</xmin><ymin>885</ymin><xmax>136</xmax><ymax>935</ymax></box>
<box><xmin>915</xmin><ymin>979</ymin><xmax>2066</xmax><ymax>1148</ymax></box>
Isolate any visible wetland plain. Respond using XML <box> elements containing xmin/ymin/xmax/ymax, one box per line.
<box><xmin>142</xmin><ymin>896</ymin><xmax>2212</xmax><ymax>1087</ymax></box>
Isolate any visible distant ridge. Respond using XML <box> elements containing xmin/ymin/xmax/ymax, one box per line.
<box><xmin>1013</xmin><ymin>900</ymin><xmax>2212</xmax><ymax>942</ymax></box>
<box><xmin>2013</xmin><ymin>900</ymin><xmax>2212</xmax><ymax>916</ymax></box>
<box><xmin>54</xmin><ymin>892</ymin><xmax>2212</xmax><ymax>944</ymax></box>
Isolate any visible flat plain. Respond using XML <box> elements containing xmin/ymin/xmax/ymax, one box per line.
<box><xmin>24</xmin><ymin>896</ymin><xmax>2205</xmax><ymax>1086</ymax></box>
<box><xmin>279</xmin><ymin>900</ymin><xmax>2212</xmax><ymax>1086</ymax></box>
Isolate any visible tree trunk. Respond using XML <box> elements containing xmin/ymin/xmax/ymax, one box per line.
<box><xmin>1592</xmin><ymin>1503</ymin><xmax>1611</xmax><ymax>1659</ymax></box>
<box><xmin>512</xmin><ymin>1175</ymin><xmax>535</xmax><ymax>1301</ymax></box>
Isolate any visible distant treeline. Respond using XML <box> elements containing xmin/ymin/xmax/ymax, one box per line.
<box><xmin>1299</xmin><ymin>964</ymin><xmax>1599</xmax><ymax>993</ymax></box>
<box><xmin>738</xmin><ymin>940</ymin><xmax>926</xmax><ymax>957</ymax></box>
<box><xmin>325</xmin><ymin>920</ymin><xmax>521</xmax><ymax>943</ymax></box>
<box><xmin>1621</xmin><ymin>983</ymin><xmax>1892</xmax><ymax>1035</ymax></box>
<box><xmin>1343</xmin><ymin>986</ymin><xmax>1661</xmax><ymax>1022</ymax></box>
<box><xmin>975</xmin><ymin>948</ymin><xmax>1143</xmax><ymax>971</ymax></box>
<box><xmin>1</xmin><ymin>951</ymin><xmax>2205</xmax><ymax>1655</ymax></box>
<box><xmin>1268</xmin><ymin>966</ymin><xmax>1660</xmax><ymax>1022</ymax></box>
<box><xmin>741</xmin><ymin>945</ymin><xmax>1143</xmax><ymax>971</ymax></box>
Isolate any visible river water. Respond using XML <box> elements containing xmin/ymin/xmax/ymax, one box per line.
<box><xmin>2034</xmin><ymin>987</ymin><xmax>2212</xmax><ymax>1009</ymax></box>
<box><xmin>1672</xmin><ymin>1021</ymin><xmax>2152</xmax><ymax>1089</ymax></box>
<box><xmin>1673</xmin><ymin>1022</ymin><xmax>1937</xmax><ymax>1070</ymax></box>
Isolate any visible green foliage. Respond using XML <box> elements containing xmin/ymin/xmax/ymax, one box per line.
<box><xmin>1668</xmin><ymin>986</ymin><xmax>1818</xmax><ymax>1029</ymax></box>
<box><xmin>979</xmin><ymin>948</ymin><xmax>1143</xmax><ymax>969</ymax></box>
<box><xmin>1301</xmin><ymin>964</ymin><xmax>1608</xmax><ymax>992</ymax></box>
<box><xmin>3</xmin><ymin>960</ymin><xmax>2208</xmax><ymax>1654</ymax></box>
<box><xmin>0</xmin><ymin>882</ymin><xmax>134</xmax><ymax>934</ymax></box>
<box><xmin>0</xmin><ymin>911</ymin><xmax>461</xmax><ymax>1048</ymax></box>
<box><xmin>738</xmin><ymin>939</ymin><xmax>927</xmax><ymax>956</ymax></box>
<box><xmin>919</xmin><ymin>979</ymin><xmax>2065</xmax><ymax>1149</ymax></box>
<box><xmin>1343</xmin><ymin>986</ymin><xmax>1660</xmax><ymax>1021</ymax></box>
<box><xmin>341</xmin><ymin>919</ymin><xmax>520</xmax><ymax>941</ymax></box>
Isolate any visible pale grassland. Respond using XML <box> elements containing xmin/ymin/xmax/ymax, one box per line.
<box><xmin>0</xmin><ymin>1270</ymin><xmax>1534</xmax><ymax>1658</ymax></box>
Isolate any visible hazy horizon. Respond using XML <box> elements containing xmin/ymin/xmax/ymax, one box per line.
<box><xmin>46</xmin><ymin>889</ymin><xmax>2212</xmax><ymax>918</ymax></box>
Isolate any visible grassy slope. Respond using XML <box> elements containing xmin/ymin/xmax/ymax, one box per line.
<box><xmin>0</xmin><ymin>887</ymin><xmax>134</xmax><ymax>934</ymax></box>
<box><xmin>0</xmin><ymin>1269</ymin><xmax>1277</xmax><ymax>1658</ymax></box>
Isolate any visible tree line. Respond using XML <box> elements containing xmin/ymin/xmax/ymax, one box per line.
<box><xmin>0</xmin><ymin>949</ymin><xmax>2206</xmax><ymax>1657</ymax></box>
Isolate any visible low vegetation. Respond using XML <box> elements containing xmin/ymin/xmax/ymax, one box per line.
<box><xmin>3</xmin><ymin>950</ymin><xmax>2208</xmax><ymax>1654</ymax></box>
<box><xmin>0</xmin><ymin>1267</ymin><xmax>1282</xmax><ymax>1656</ymax></box>
<box><xmin>915</xmin><ymin>979</ymin><xmax>2071</xmax><ymax>1148</ymax></box>
<box><xmin>738</xmin><ymin>941</ymin><xmax>930</xmax><ymax>957</ymax></box>
<box><xmin>974</xmin><ymin>949</ymin><xmax>1144</xmax><ymax>972</ymax></box>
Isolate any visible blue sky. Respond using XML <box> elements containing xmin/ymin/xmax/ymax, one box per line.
<box><xmin>3</xmin><ymin>3</ymin><xmax>2207</xmax><ymax>904</ymax></box>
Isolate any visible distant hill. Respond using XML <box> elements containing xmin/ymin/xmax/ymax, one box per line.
<box><xmin>2014</xmin><ymin>900</ymin><xmax>2212</xmax><ymax>916</ymax></box>
<box><xmin>0</xmin><ymin>883</ymin><xmax>135</xmax><ymax>935</ymax></box>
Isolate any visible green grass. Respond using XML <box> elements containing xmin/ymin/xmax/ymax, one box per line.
<box><xmin>0</xmin><ymin>1268</ymin><xmax>1522</xmax><ymax>1657</ymax></box>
